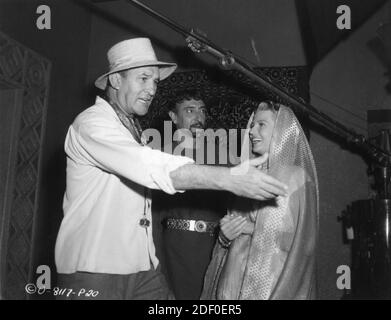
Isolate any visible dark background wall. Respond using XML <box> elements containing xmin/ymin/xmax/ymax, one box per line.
<box><xmin>296</xmin><ymin>0</ymin><xmax>387</xmax><ymax>67</ymax></box>
<box><xmin>310</xmin><ymin>0</ymin><xmax>391</xmax><ymax>299</ymax></box>
<box><xmin>86</xmin><ymin>0</ymin><xmax>307</xmax><ymax>88</ymax></box>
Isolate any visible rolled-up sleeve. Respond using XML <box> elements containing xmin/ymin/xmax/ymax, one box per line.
<box><xmin>66</xmin><ymin>116</ymin><xmax>194</xmax><ymax>194</ymax></box>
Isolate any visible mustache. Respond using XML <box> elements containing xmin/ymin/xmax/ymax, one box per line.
<box><xmin>190</xmin><ymin>122</ymin><xmax>205</xmax><ymax>129</ymax></box>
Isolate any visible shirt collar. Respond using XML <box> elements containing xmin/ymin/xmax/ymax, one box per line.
<box><xmin>96</xmin><ymin>95</ymin><xmax>119</xmax><ymax>119</ymax></box>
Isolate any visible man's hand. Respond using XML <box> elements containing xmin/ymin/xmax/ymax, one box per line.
<box><xmin>227</xmin><ymin>154</ymin><xmax>288</xmax><ymax>201</ymax></box>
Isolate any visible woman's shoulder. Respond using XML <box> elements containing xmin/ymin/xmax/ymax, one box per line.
<box><xmin>279</xmin><ymin>165</ymin><xmax>312</xmax><ymax>191</ymax></box>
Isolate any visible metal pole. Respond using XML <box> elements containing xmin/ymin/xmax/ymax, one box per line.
<box><xmin>125</xmin><ymin>0</ymin><xmax>391</xmax><ymax>165</ymax></box>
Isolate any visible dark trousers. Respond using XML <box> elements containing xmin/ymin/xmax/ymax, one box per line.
<box><xmin>162</xmin><ymin>230</ymin><xmax>217</xmax><ymax>300</ymax></box>
<box><xmin>56</xmin><ymin>266</ymin><xmax>174</xmax><ymax>300</ymax></box>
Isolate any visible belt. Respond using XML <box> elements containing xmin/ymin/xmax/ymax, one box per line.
<box><xmin>164</xmin><ymin>218</ymin><xmax>218</xmax><ymax>236</ymax></box>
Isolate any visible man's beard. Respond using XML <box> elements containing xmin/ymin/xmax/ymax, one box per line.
<box><xmin>189</xmin><ymin>122</ymin><xmax>205</xmax><ymax>136</ymax></box>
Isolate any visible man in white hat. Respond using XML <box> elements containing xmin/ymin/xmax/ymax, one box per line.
<box><xmin>54</xmin><ymin>38</ymin><xmax>287</xmax><ymax>299</ymax></box>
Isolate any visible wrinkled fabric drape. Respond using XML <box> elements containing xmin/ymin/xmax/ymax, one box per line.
<box><xmin>201</xmin><ymin>104</ymin><xmax>319</xmax><ymax>300</ymax></box>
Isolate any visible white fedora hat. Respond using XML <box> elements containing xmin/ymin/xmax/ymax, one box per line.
<box><xmin>95</xmin><ymin>38</ymin><xmax>177</xmax><ymax>90</ymax></box>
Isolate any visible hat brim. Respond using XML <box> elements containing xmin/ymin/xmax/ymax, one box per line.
<box><xmin>94</xmin><ymin>60</ymin><xmax>177</xmax><ymax>90</ymax></box>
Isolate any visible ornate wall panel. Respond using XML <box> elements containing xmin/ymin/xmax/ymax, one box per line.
<box><xmin>0</xmin><ymin>31</ymin><xmax>51</xmax><ymax>299</ymax></box>
<box><xmin>140</xmin><ymin>66</ymin><xmax>309</xmax><ymax>131</ymax></box>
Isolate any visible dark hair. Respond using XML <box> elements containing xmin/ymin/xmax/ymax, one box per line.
<box><xmin>169</xmin><ymin>90</ymin><xmax>206</xmax><ymax>112</ymax></box>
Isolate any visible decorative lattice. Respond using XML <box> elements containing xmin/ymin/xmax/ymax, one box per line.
<box><xmin>0</xmin><ymin>31</ymin><xmax>51</xmax><ymax>300</ymax></box>
<box><xmin>140</xmin><ymin>66</ymin><xmax>309</xmax><ymax>132</ymax></box>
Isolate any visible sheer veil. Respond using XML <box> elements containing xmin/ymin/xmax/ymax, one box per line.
<box><xmin>239</xmin><ymin>103</ymin><xmax>319</xmax><ymax>299</ymax></box>
<box><xmin>201</xmin><ymin>102</ymin><xmax>319</xmax><ymax>300</ymax></box>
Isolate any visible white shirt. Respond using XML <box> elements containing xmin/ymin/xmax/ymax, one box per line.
<box><xmin>55</xmin><ymin>96</ymin><xmax>194</xmax><ymax>274</ymax></box>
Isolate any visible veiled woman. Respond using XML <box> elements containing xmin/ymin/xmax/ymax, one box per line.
<box><xmin>201</xmin><ymin>101</ymin><xmax>319</xmax><ymax>300</ymax></box>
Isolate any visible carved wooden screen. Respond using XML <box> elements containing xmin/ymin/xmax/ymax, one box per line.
<box><xmin>0</xmin><ymin>31</ymin><xmax>51</xmax><ymax>299</ymax></box>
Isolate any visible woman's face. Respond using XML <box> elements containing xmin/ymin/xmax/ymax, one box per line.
<box><xmin>249</xmin><ymin>109</ymin><xmax>277</xmax><ymax>156</ymax></box>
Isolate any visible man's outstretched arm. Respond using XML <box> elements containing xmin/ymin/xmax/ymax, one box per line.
<box><xmin>170</xmin><ymin>155</ymin><xmax>288</xmax><ymax>201</ymax></box>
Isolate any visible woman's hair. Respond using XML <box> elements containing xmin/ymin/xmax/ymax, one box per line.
<box><xmin>256</xmin><ymin>100</ymin><xmax>280</xmax><ymax>114</ymax></box>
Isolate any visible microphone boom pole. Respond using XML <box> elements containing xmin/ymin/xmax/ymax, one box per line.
<box><xmin>126</xmin><ymin>0</ymin><xmax>391</xmax><ymax>166</ymax></box>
